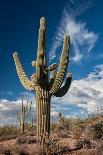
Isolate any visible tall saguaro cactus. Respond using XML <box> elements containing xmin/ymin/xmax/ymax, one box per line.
<box><xmin>13</xmin><ymin>17</ymin><xmax>72</xmax><ymax>142</ymax></box>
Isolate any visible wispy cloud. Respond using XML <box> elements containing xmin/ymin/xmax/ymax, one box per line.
<box><xmin>0</xmin><ymin>91</ymin><xmax>13</xmax><ymax>96</ymax></box>
<box><xmin>49</xmin><ymin>0</ymin><xmax>98</xmax><ymax>63</ymax></box>
<box><xmin>91</xmin><ymin>53</ymin><xmax>103</xmax><ymax>61</ymax></box>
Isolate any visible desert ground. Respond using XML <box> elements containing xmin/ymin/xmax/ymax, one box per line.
<box><xmin>0</xmin><ymin>114</ymin><xmax>103</xmax><ymax>155</ymax></box>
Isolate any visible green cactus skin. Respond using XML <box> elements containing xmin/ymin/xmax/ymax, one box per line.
<box><xmin>13</xmin><ymin>17</ymin><xmax>72</xmax><ymax>143</ymax></box>
<box><xmin>16</xmin><ymin>97</ymin><xmax>32</xmax><ymax>133</ymax></box>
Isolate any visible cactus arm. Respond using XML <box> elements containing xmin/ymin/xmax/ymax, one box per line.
<box><xmin>53</xmin><ymin>73</ymin><xmax>72</xmax><ymax>97</ymax></box>
<box><xmin>36</xmin><ymin>17</ymin><xmax>47</xmax><ymax>82</ymax></box>
<box><xmin>31</xmin><ymin>61</ymin><xmax>36</xmax><ymax>67</ymax></box>
<box><xmin>16</xmin><ymin>112</ymin><xmax>20</xmax><ymax>122</ymax></box>
<box><xmin>37</xmin><ymin>17</ymin><xmax>46</xmax><ymax>62</ymax></box>
<box><xmin>49</xmin><ymin>69</ymin><xmax>56</xmax><ymax>88</ymax></box>
<box><xmin>25</xmin><ymin>101</ymin><xmax>29</xmax><ymax>112</ymax></box>
<box><xmin>48</xmin><ymin>64</ymin><xmax>57</xmax><ymax>88</ymax></box>
<box><xmin>26</xmin><ymin>101</ymin><xmax>32</xmax><ymax>117</ymax></box>
<box><xmin>16</xmin><ymin>112</ymin><xmax>21</xmax><ymax>126</ymax></box>
<box><xmin>13</xmin><ymin>52</ymin><xmax>36</xmax><ymax>91</ymax></box>
<box><xmin>23</xmin><ymin>106</ymin><xmax>26</xmax><ymax>119</ymax></box>
<box><xmin>46</xmin><ymin>63</ymin><xmax>57</xmax><ymax>71</ymax></box>
<box><xmin>49</xmin><ymin>35</ymin><xmax>70</xmax><ymax>94</ymax></box>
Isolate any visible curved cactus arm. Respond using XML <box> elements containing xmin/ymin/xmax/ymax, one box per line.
<box><xmin>53</xmin><ymin>73</ymin><xmax>72</xmax><ymax>97</ymax></box>
<box><xmin>46</xmin><ymin>63</ymin><xmax>57</xmax><ymax>71</ymax></box>
<box><xmin>49</xmin><ymin>35</ymin><xmax>70</xmax><ymax>94</ymax></box>
<box><xmin>13</xmin><ymin>52</ymin><xmax>36</xmax><ymax>91</ymax></box>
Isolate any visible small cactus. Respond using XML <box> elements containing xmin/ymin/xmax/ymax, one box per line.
<box><xmin>16</xmin><ymin>96</ymin><xmax>32</xmax><ymax>132</ymax></box>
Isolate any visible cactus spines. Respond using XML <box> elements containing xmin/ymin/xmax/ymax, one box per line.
<box><xmin>13</xmin><ymin>52</ymin><xmax>36</xmax><ymax>91</ymax></box>
<box><xmin>13</xmin><ymin>17</ymin><xmax>72</xmax><ymax>143</ymax></box>
<box><xmin>16</xmin><ymin>97</ymin><xmax>32</xmax><ymax>132</ymax></box>
<box><xmin>53</xmin><ymin>73</ymin><xmax>72</xmax><ymax>97</ymax></box>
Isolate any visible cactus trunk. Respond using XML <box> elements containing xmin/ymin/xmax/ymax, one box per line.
<box><xmin>21</xmin><ymin>98</ymin><xmax>24</xmax><ymax>133</ymax></box>
<box><xmin>36</xmin><ymin>87</ymin><xmax>51</xmax><ymax>142</ymax></box>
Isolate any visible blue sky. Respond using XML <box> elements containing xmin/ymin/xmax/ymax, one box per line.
<box><xmin>0</xmin><ymin>0</ymin><xmax>103</xmax><ymax>125</ymax></box>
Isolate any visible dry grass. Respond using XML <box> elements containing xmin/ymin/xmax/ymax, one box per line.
<box><xmin>0</xmin><ymin>125</ymin><xmax>20</xmax><ymax>136</ymax></box>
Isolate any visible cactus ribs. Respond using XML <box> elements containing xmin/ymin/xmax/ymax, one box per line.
<box><xmin>13</xmin><ymin>17</ymin><xmax>72</xmax><ymax>144</ymax></box>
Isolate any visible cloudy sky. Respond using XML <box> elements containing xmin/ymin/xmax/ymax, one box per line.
<box><xmin>0</xmin><ymin>0</ymin><xmax>103</xmax><ymax>125</ymax></box>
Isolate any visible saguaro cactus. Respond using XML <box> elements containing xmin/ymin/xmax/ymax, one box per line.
<box><xmin>16</xmin><ymin>97</ymin><xmax>32</xmax><ymax>132</ymax></box>
<box><xmin>13</xmin><ymin>17</ymin><xmax>72</xmax><ymax>142</ymax></box>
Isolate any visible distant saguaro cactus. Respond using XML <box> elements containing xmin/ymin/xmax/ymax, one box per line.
<box><xmin>13</xmin><ymin>17</ymin><xmax>72</xmax><ymax>143</ymax></box>
<box><xmin>16</xmin><ymin>97</ymin><xmax>32</xmax><ymax>133</ymax></box>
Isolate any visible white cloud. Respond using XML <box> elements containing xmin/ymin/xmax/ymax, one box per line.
<box><xmin>49</xmin><ymin>0</ymin><xmax>98</xmax><ymax>63</ymax></box>
<box><xmin>51</xmin><ymin>111</ymin><xmax>59</xmax><ymax>117</ymax></box>
<box><xmin>0</xmin><ymin>65</ymin><xmax>103</xmax><ymax>125</ymax></box>
<box><xmin>52</xmin><ymin>64</ymin><xmax>103</xmax><ymax>116</ymax></box>
<box><xmin>0</xmin><ymin>95</ymin><xmax>35</xmax><ymax>125</ymax></box>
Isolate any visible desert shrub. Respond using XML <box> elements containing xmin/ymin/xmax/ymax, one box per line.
<box><xmin>74</xmin><ymin>149</ymin><xmax>103</xmax><ymax>155</ymax></box>
<box><xmin>0</xmin><ymin>125</ymin><xmax>20</xmax><ymax>137</ymax></box>
<box><xmin>75</xmin><ymin>139</ymin><xmax>92</xmax><ymax>150</ymax></box>
<box><xmin>67</xmin><ymin>118</ymin><xmax>85</xmax><ymax>140</ymax></box>
<box><xmin>72</xmin><ymin>128</ymin><xmax>82</xmax><ymax>139</ymax></box>
<box><xmin>0</xmin><ymin>134</ymin><xmax>19</xmax><ymax>141</ymax></box>
<box><xmin>75</xmin><ymin>140</ymin><xmax>84</xmax><ymax>150</ymax></box>
<box><xmin>68</xmin><ymin>118</ymin><xmax>85</xmax><ymax>131</ymax></box>
<box><xmin>12</xmin><ymin>145</ymin><xmax>29</xmax><ymax>155</ymax></box>
<box><xmin>83</xmin><ymin>139</ymin><xmax>92</xmax><ymax>149</ymax></box>
<box><xmin>25</xmin><ymin>124</ymin><xmax>36</xmax><ymax>131</ymax></box>
<box><xmin>15</xmin><ymin>149</ymin><xmax>29</xmax><ymax>155</ymax></box>
<box><xmin>59</xmin><ymin>116</ymin><xmax>70</xmax><ymax>130</ymax></box>
<box><xmin>31</xmin><ymin>144</ymin><xmax>43</xmax><ymax>155</ymax></box>
<box><xmin>16</xmin><ymin>135</ymin><xmax>37</xmax><ymax>144</ymax></box>
<box><xmin>32</xmin><ymin>143</ymin><xmax>65</xmax><ymax>155</ymax></box>
<box><xmin>0</xmin><ymin>125</ymin><xmax>36</xmax><ymax>142</ymax></box>
<box><xmin>36</xmin><ymin>132</ymin><xmax>63</xmax><ymax>155</ymax></box>
<box><xmin>19</xmin><ymin>152</ymin><xmax>29</xmax><ymax>155</ymax></box>
<box><xmin>43</xmin><ymin>139</ymin><xmax>61</xmax><ymax>155</ymax></box>
<box><xmin>51</xmin><ymin>118</ymin><xmax>85</xmax><ymax>134</ymax></box>
<box><xmin>57</xmin><ymin>130</ymin><xmax>69</xmax><ymax>138</ymax></box>
<box><xmin>0</xmin><ymin>142</ymin><xmax>13</xmax><ymax>155</ymax></box>
<box><xmin>51</xmin><ymin>123</ymin><xmax>62</xmax><ymax>132</ymax></box>
<box><xmin>96</xmin><ymin>140</ymin><xmax>103</xmax><ymax>150</ymax></box>
<box><xmin>24</xmin><ymin>131</ymin><xmax>36</xmax><ymax>137</ymax></box>
<box><xmin>86</xmin><ymin>121</ymin><xmax>103</xmax><ymax>140</ymax></box>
